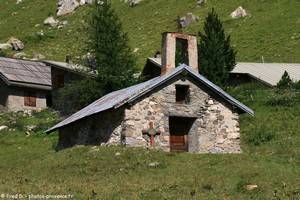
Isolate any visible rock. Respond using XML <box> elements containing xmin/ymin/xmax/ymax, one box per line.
<box><xmin>197</xmin><ymin>0</ymin><xmax>206</xmax><ymax>6</ymax></box>
<box><xmin>13</xmin><ymin>52</ymin><xmax>27</xmax><ymax>59</ymax></box>
<box><xmin>32</xmin><ymin>53</ymin><xmax>46</xmax><ymax>60</ymax></box>
<box><xmin>178</xmin><ymin>13</ymin><xmax>200</xmax><ymax>28</ymax></box>
<box><xmin>230</xmin><ymin>6</ymin><xmax>247</xmax><ymax>19</ymax></box>
<box><xmin>25</xmin><ymin>125</ymin><xmax>37</xmax><ymax>132</ymax></box>
<box><xmin>148</xmin><ymin>162</ymin><xmax>160</xmax><ymax>167</ymax></box>
<box><xmin>0</xmin><ymin>126</ymin><xmax>8</xmax><ymax>132</ymax></box>
<box><xmin>16</xmin><ymin>0</ymin><xmax>22</xmax><ymax>4</ymax></box>
<box><xmin>43</xmin><ymin>16</ymin><xmax>60</xmax><ymax>27</ymax></box>
<box><xmin>115</xmin><ymin>152</ymin><xmax>121</xmax><ymax>156</ymax></box>
<box><xmin>133</xmin><ymin>48</ymin><xmax>139</xmax><ymax>53</ymax></box>
<box><xmin>57</xmin><ymin>0</ymin><xmax>80</xmax><ymax>16</ymax></box>
<box><xmin>7</xmin><ymin>37</ymin><xmax>24</xmax><ymax>51</ymax></box>
<box><xmin>0</xmin><ymin>43</ymin><xmax>12</xmax><ymax>50</ymax></box>
<box><xmin>79</xmin><ymin>0</ymin><xmax>85</xmax><ymax>5</ymax></box>
<box><xmin>129</xmin><ymin>0</ymin><xmax>142</xmax><ymax>7</ymax></box>
<box><xmin>245</xmin><ymin>184</ymin><xmax>258</xmax><ymax>191</ymax></box>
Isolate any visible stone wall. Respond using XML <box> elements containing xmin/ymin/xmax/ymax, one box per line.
<box><xmin>0</xmin><ymin>80</ymin><xmax>9</xmax><ymax>108</ymax></box>
<box><xmin>123</xmin><ymin>75</ymin><xmax>240</xmax><ymax>153</ymax></box>
<box><xmin>57</xmin><ymin>109</ymin><xmax>124</xmax><ymax>150</ymax></box>
<box><xmin>57</xmin><ymin>75</ymin><xmax>241</xmax><ymax>153</ymax></box>
<box><xmin>6</xmin><ymin>87</ymin><xmax>47</xmax><ymax>111</ymax></box>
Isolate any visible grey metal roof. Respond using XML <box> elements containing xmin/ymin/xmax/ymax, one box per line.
<box><xmin>46</xmin><ymin>64</ymin><xmax>254</xmax><ymax>133</ymax></box>
<box><xmin>147</xmin><ymin>58</ymin><xmax>300</xmax><ymax>87</ymax></box>
<box><xmin>43</xmin><ymin>60</ymin><xmax>95</xmax><ymax>76</ymax></box>
<box><xmin>231</xmin><ymin>62</ymin><xmax>300</xmax><ymax>86</ymax></box>
<box><xmin>0</xmin><ymin>57</ymin><xmax>51</xmax><ymax>90</ymax></box>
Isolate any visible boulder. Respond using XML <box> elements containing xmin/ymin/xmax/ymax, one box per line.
<box><xmin>0</xmin><ymin>126</ymin><xmax>8</xmax><ymax>132</ymax></box>
<box><xmin>230</xmin><ymin>6</ymin><xmax>247</xmax><ymax>19</ymax></box>
<box><xmin>178</xmin><ymin>13</ymin><xmax>200</xmax><ymax>28</ymax></box>
<box><xmin>0</xmin><ymin>43</ymin><xmax>12</xmax><ymax>50</ymax></box>
<box><xmin>57</xmin><ymin>0</ymin><xmax>80</xmax><ymax>16</ymax></box>
<box><xmin>43</xmin><ymin>16</ymin><xmax>60</xmax><ymax>27</ymax></box>
<box><xmin>16</xmin><ymin>0</ymin><xmax>22</xmax><ymax>4</ymax></box>
<box><xmin>129</xmin><ymin>0</ymin><xmax>142</xmax><ymax>7</ymax></box>
<box><xmin>32</xmin><ymin>53</ymin><xmax>46</xmax><ymax>60</ymax></box>
<box><xmin>7</xmin><ymin>37</ymin><xmax>24</xmax><ymax>51</ymax></box>
<box><xmin>148</xmin><ymin>162</ymin><xmax>160</xmax><ymax>167</ymax></box>
<box><xmin>197</xmin><ymin>0</ymin><xmax>206</xmax><ymax>6</ymax></box>
<box><xmin>245</xmin><ymin>184</ymin><xmax>258</xmax><ymax>191</ymax></box>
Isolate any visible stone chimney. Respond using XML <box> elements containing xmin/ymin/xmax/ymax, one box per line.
<box><xmin>161</xmin><ymin>32</ymin><xmax>198</xmax><ymax>75</ymax></box>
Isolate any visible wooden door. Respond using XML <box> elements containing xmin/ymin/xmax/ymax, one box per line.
<box><xmin>170</xmin><ymin>135</ymin><xmax>187</xmax><ymax>151</ymax></box>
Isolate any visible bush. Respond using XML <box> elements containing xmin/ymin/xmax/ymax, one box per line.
<box><xmin>52</xmin><ymin>79</ymin><xmax>104</xmax><ymax>115</ymax></box>
<box><xmin>277</xmin><ymin>71</ymin><xmax>292</xmax><ymax>89</ymax></box>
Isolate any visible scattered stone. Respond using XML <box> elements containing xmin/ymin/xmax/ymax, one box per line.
<box><xmin>32</xmin><ymin>53</ymin><xmax>46</xmax><ymax>60</ymax></box>
<box><xmin>115</xmin><ymin>152</ymin><xmax>121</xmax><ymax>156</ymax></box>
<box><xmin>0</xmin><ymin>126</ymin><xmax>8</xmax><ymax>132</ymax></box>
<box><xmin>25</xmin><ymin>125</ymin><xmax>37</xmax><ymax>132</ymax></box>
<box><xmin>230</xmin><ymin>6</ymin><xmax>247</xmax><ymax>19</ymax></box>
<box><xmin>197</xmin><ymin>0</ymin><xmax>206</xmax><ymax>6</ymax></box>
<box><xmin>35</xmin><ymin>24</ymin><xmax>40</xmax><ymax>27</ymax></box>
<box><xmin>178</xmin><ymin>13</ymin><xmax>200</xmax><ymax>28</ymax></box>
<box><xmin>245</xmin><ymin>184</ymin><xmax>258</xmax><ymax>191</ymax></box>
<box><xmin>0</xmin><ymin>43</ymin><xmax>12</xmax><ymax>51</ymax></box>
<box><xmin>148</xmin><ymin>161</ymin><xmax>160</xmax><ymax>167</ymax></box>
<box><xmin>16</xmin><ymin>0</ymin><xmax>22</xmax><ymax>4</ymax></box>
<box><xmin>7</xmin><ymin>37</ymin><xmax>24</xmax><ymax>51</ymax></box>
<box><xmin>57</xmin><ymin>0</ymin><xmax>80</xmax><ymax>16</ymax></box>
<box><xmin>133</xmin><ymin>48</ymin><xmax>139</xmax><ymax>53</ymax></box>
<box><xmin>13</xmin><ymin>52</ymin><xmax>27</xmax><ymax>59</ymax></box>
<box><xmin>43</xmin><ymin>16</ymin><xmax>60</xmax><ymax>27</ymax></box>
<box><xmin>128</xmin><ymin>0</ymin><xmax>142</xmax><ymax>7</ymax></box>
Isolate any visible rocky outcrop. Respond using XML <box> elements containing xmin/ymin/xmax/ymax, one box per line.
<box><xmin>57</xmin><ymin>0</ymin><xmax>80</xmax><ymax>16</ymax></box>
<box><xmin>7</xmin><ymin>37</ymin><xmax>24</xmax><ymax>51</ymax></box>
<box><xmin>230</xmin><ymin>6</ymin><xmax>247</xmax><ymax>19</ymax></box>
<box><xmin>0</xmin><ymin>126</ymin><xmax>8</xmax><ymax>132</ymax></box>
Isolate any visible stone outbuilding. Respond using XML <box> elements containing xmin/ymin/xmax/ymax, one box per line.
<box><xmin>47</xmin><ymin>32</ymin><xmax>254</xmax><ymax>153</ymax></box>
<box><xmin>0</xmin><ymin>57</ymin><xmax>91</xmax><ymax>111</ymax></box>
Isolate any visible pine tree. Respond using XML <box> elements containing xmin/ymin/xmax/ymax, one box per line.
<box><xmin>198</xmin><ymin>8</ymin><xmax>236</xmax><ymax>86</ymax></box>
<box><xmin>88</xmin><ymin>0</ymin><xmax>138</xmax><ymax>93</ymax></box>
<box><xmin>277</xmin><ymin>71</ymin><xmax>292</xmax><ymax>89</ymax></box>
<box><xmin>53</xmin><ymin>0</ymin><xmax>138</xmax><ymax>115</ymax></box>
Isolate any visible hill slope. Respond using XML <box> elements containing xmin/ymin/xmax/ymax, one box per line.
<box><xmin>0</xmin><ymin>0</ymin><xmax>300</xmax><ymax>66</ymax></box>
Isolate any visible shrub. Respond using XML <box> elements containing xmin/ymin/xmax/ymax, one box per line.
<box><xmin>277</xmin><ymin>71</ymin><xmax>292</xmax><ymax>89</ymax></box>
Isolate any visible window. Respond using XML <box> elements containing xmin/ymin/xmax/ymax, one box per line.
<box><xmin>24</xmin><ymin>92</ymin><xmax>36</xmax><ymax>107</ymax></box>
<box><xmin>176</xmin><ymin>85</ymin><xmax>190</xmax><ymax>104</ymax></box>
<box><xmin>175</xmin><ymin>38</ymin><xmax>189</xmax><ymax>67</ymax></box>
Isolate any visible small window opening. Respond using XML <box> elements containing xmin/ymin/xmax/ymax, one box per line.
<box><xmin>176</xmin><ymin>85</ymin><xmax>190</xmax><ymax>104</ymax></box>
<box><xmin>24</xmin><ymin>91</ymin><xmax>36</xmax><ymax>107</ymax></box>
<box><xmin>175</xmin><ymin>38</ymin><xmax>189</xmax><ymax>67</ymax></box>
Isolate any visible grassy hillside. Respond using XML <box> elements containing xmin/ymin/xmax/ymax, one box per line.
<box><xmin>1</xmin><ymin>0</ymin><xmax>300</xmax><ymax>67</ymax></box>
<box><xmin>0</xmin><ymin>85</ymin><xmax>300</xmax><ymax>199</ymax></box>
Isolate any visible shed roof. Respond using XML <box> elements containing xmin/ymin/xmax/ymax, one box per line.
<box><xmin>0</xmin><ymin>57</ymin><xmax>51</xmax><ymax>90</ymax></box>
<box><xmin>146</xmin><ymin>58</ymin><xmax>300</xmax><ymax>87</ymax></box>
<box><xmin>46</xmin><ymin>64</ymin><xmax>254</xmax><ymax>133</ymax></box>
<box><xmin>231</xmin><ymin>62</ymin><xmax>300</xmax><ymax>86</ymax></box>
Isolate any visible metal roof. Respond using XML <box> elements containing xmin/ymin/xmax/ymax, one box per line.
<box><xmin>231</xmin><ymin>62</ymin><xmax>300</xmax><ymax>86</ymax></box>
<box><xmin>46</xmin><ymin>64</ymin><xmax>254</xmax><ymax>133</ymax></box>
<box><xmin>0</xmin><ymin>57</ymin><xmax>51</xmax><ymax>90</ymax></box>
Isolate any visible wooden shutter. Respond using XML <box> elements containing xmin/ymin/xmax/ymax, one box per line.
<box><xmin>24</xmin><ymin>92</ymin><xmax>36</xmax><ymax>107</ymax></box>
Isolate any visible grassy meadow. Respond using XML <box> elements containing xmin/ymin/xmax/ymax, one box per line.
<box><xmin>1</xmin><ymin>0</ymin><xmax>300</xmax><ymax>66</ymax></box>
<box><xmin>0</xmin><ymin>85</ymin><xmax>300</xmax><ymax>199</ymax></box>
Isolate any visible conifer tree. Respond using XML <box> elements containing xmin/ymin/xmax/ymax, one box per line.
<box><xmin>88</xmin><ymin>0</ymin><xmax>138</xmax><ymax>93</ymax></box>
<box><xmin>277</xmin><ymin>71</ymin><xmax>292</xmax><ymax>89</ymax></box>
<box><xmin>198</xmin><ymin>9</ymin><xmax>236</xmax><ymax>85</ymax></box>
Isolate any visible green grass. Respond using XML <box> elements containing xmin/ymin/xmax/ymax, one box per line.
<box><xmin>0</xmin><ymin>85</ymin><xmax>300</xmax><ymax>199</ymax></box>
<box><xmin>1</xmin><ymin>0</ymin><xmax>300</xmax><ymax>66</ymax></box>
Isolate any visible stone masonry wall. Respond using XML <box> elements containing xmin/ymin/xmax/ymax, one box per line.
<box><xmin>6</xmin><ymin>88</ymin><xmax>47</xmax><ymax>111</ymax></box>
<box><xmin>123</xmin><ymin>76</ymin><xmax>241</xmax><ymax>153</ymax></box>
<box><xmin>57</xmin><ymin>109</ymin><xmax>124</xmax><ymax>150</ymax></box>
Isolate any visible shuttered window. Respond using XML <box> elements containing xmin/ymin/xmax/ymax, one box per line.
<box><xmin>24</xmin><ymin>92</ymin><xmax>36</xmax><ymax>107</ymax></box>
